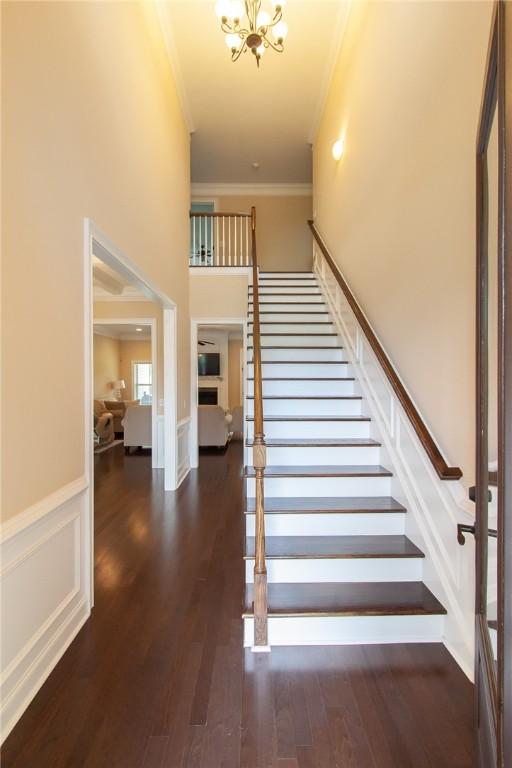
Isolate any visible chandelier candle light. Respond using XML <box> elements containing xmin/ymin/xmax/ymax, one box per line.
<box><xmin>215</xmin><ymin>1</ymin><xmax>288</xmax><ymax>67</ymax></box>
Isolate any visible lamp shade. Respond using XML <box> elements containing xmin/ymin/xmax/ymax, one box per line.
<box><xmin>113</xmin><ymin>380</ymin><xmax>126</xmax><ymax>390</ymax></box>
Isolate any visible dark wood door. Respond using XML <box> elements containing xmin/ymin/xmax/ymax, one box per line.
<box><xmin>475</xmin><ymin>3</ymin><xmax>511</xmax><ymax>766</ymax></box>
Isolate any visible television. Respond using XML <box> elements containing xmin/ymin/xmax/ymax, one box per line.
<box><xmin>198</xmin><ymin>352</ymin><xmax>220</xmax><ymax>377</ymax></box>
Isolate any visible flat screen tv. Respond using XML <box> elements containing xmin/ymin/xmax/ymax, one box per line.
<box><xmin>198</xmin><ymin>352</ymin><xmax>220</xmax><ymax>377</ymax></box>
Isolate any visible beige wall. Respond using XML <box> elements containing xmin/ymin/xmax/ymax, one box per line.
<box><xmin>313</xmin><ymin>1</ymin><xmax>494</xmax><ymax>486</ymax></box>
<box><xmin>2</xmin><ymin>2</ymin><xmax>190</xmax><ymax>521</ymax></box>
<box><xmin>213</xmin><ymin>196</ymin><xmax>313</xmax><ymax>271</ymax></box>
<box><xmin>190</xmin><ymin>275</ymin><xmax>248</xmax><ymax>318</ymax></box>
<box><xmin>228</xmin><ymin>339</ymin><xmax>243</xmax><ymax>409</ymax></box>
<box><xmin>93</xmin><ymin>334</ymin><xmax>120</xmax><ymax>400</ymax></box>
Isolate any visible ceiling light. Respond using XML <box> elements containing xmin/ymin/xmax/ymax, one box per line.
<box><xmin>215</xmin><ymin>0</ymin><xmax>287</xmax><ymax>68</ymax></box>
<box><xmin>332</xmin><ymin>138</ymin><xmax>344</xmax><ymax>161</ymax></box>
<box><xmin>136</xmin><ymin>327</ymin><xmax>143</xmax><ymax>332</ymax></box>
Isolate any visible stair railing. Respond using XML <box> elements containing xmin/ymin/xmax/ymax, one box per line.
<box><xmin>189</xmin><ymin>212</ymin><xmax>252</xmax><ymax>267</ymax></box>
<box><xmin>250</xmin><ymin>205</ymin><xmax>268</xmax><ymax>648</ymax></box>
<box><xmin>308</xmin><ymin>219</ymin><xmax>463</xmax><ymax>481</ymax></box>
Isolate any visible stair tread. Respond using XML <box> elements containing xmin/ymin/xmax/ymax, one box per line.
<box><xmin>244</xmin><ymin>535</ymin><xmax>424</xmax><ymax>560</ymax></box>
<box><xmin>246</xmin><ymin>415</ymin><xmax>369</xmax><ymax>423</ymax></box>
<box><xmin>246</xmin><ymin>438</ymin><xmax>380</xmax><ymax>447</ymax></box>
<box><xmin>247</xmin><ymin>377</ymin><xmax>355</xmax><ymax>381</ymax></box>
<box><xmin>249</xmin><ymin>332</ymin><xmax>337</xmax><ymax>336</ymax></box>
<box><xmin>245</xmin><ymin>496</ymin><xmax>406</xmax><ymax>514</ymax></box>
<box><xmin>248</xmin><ymin>361</ymin><xmax>349</xmax><ymax>365</ymax></box>
<box><xmin>248</xmin><ymin>346</ymin><xmax>343</xmax><ymax>350</ymax></box>
<box><xmin>244</xmin><ymin>465</ymin><xmax>392</xmax><ymax>478</ymax></box>
<box><xmin>243</xmin><ymin>582</ymin><xmax>447</xmax><ymax>617</ymax></box>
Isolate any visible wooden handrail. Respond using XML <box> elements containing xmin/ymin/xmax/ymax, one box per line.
<box><xmin>250</xmin><ymin>205</ymin><xmax>268</xmax><ymax>647</ymax></box>
<box><xmin>308</xmin><ymin>219</ymin><xmax>463</xmax><ymax>481</ymax></box>
<box><xmin>189</xmin><ymin>211</ymin><xmax>252</xmax><ymax>218</ymax></box>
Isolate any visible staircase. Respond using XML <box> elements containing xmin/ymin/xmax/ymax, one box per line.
<box><xmin>243</xmin><ymin>271</ymin><xmax>446</xmax><ymax>646</ymax></box>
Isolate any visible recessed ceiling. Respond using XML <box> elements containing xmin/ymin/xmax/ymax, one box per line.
<box><xmin>159</xmin><ymin>1</ymin><xmax>350</xmax><ymax>184</ymax></box>
<box><xmin>94</xmin><ymin>324</ymin><xmax>152</xmax><ymax>340</ymax></box>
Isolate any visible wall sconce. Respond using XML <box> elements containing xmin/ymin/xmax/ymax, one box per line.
<box><xmin>332</xmin><ymin>138</ymin><xmax>344</xmax><ymax>161</ymax></box>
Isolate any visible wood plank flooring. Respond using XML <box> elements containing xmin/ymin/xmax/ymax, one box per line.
<box><xmin>1</xmin><ymin>442</ymin><xmax>475</xmax><ymax>768</ymax></box>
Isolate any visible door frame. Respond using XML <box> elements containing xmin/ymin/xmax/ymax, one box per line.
<box><xmin>189</xmin><ymin>317</ymin><xmax>247</xmax><ymax>468</ymax></box>
<box><xmin>474</xmin><ymin>3</ymin><xmax>511</xmax><ymax>764</ymax></box>
<box><xmin>84</xmin><ymin>219</ymin><xmax>179</xmax><ymax>605</ymax></box>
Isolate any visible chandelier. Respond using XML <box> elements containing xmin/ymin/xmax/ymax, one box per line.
<box><xmin>215</xmin><ymin>1</ymin><xmax>288</xmax><ymax>68</ymax></box>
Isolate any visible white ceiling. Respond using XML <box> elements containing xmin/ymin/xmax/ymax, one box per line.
<box><xmin>159</xmin><ymin>1</ymin><xmax>350</xmax><ymax>183</ymax></box>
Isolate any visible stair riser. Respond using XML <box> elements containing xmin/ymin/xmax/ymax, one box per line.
<box><xmin>247</xmin><ymin>379</ymin><xmax>356</xmax><ymax>396</ymax></box>
<box><xmin>251</xmin><ymin>349</ymin><xmax>344</xmax><ymax>362</ymax></box>
<box><xmin>259</xmin><ymin>281</ymin><xmax>318</xmax><ymax>288</ymax></box>
<box><xmin>250</xmin><ymin>323</ymin><xmax>335</xmax><ymax>334</ymax></box>
<box><xmin>248</xmin><ymin>363</ymin><xmax>351</xmax><ymax>378</ymax></box>
<box><xmin>245</xmin><ymin>512</ymin><xmax>406</xmax><ymax>537</ymax></box>
<box><xmin>245</xmin><ymin>558</ymin><xmax>423</xmax><ymax>583</ymax></box>
<box><xmin>249</xmin><ymin>313</ymin><xmax>331</xmax><ymax>322</ymax></box>
<box><xmin>248</xmin><ymin>445</ymin><xmax>380</xmax><ymax>465</ymax></box>
<box><xmin>246</xmin><ymin>399</ymin><xmax>362</xmax><ymax>417</ymax></box>
<box><xmin>249</xmin><ymin>286</ymin><xmax>320</xmax><ymax>295</ymax></box>
<box><xmin>259</xmin><ymin>272</ymin><xmax>315</xmax><ymax>279</ymax></box>
<box><xmin>246</xmin><ymin>476</ymin><xmax>392</xmax><ymax>497</ymax></box>
<box><xmin>249</xmin><ymin>295</ymin><xmax>325</xmax><ymax>305</ymax></box>
<box><xmin>246</xmin><ymin>421</ymin><xmax>371</xmax><ymax>439</ymax></box>
<box><xmin>250</xmin><ymin>335</ymin><xmax>340</xmax><ymax>348</ymax></box>
<box><xmin>243</xmin><ymin>615</ymin><xmax>445</xmax><ymax>647</ymax></box>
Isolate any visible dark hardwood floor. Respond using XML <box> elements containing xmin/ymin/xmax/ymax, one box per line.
<box><xmin>2</xmin><ymin>442</ymin><xmax>475</xmax><ymax>767</ymax></box>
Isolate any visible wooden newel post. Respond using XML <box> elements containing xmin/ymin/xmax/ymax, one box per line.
<box><xmin>250</xmin><ymin>204</ymin><xmax>268</xmax><ymax>648</ymax></box>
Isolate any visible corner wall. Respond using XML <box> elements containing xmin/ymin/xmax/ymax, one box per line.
<box><xmin>313</xmin><ymin>0</ymin><xmax>494</xmax><ymax>486</ymax></box>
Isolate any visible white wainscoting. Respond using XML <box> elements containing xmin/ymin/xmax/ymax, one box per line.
<box><xmin>1</xmin><ymin>477</ymin><xmax>91</xmax><ymax>743</ymax></box>
<box><xmin>314</xmin><ymin>245</ymin><xmax>476</xmax><ymax>679</ymax></box>
<box><xmin>177</xmin><ymin>417</ymin><xmax>191</xmax><ymax>488</ymax></box>
<box><xmin>155</xmin><ymin>414</ymin><xmax>165</xmax><ymax>470</ymax></box>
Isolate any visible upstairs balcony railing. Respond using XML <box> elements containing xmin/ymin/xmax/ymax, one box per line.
<box><xmin>189</xmin><ymin>211</ymin><xmax>252</xmax><ymax>267</ymax></box>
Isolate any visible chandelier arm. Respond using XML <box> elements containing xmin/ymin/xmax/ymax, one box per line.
<box><xmin>262</xmin><ymin>36</ymin><xmax>284</xmax><ymax>53</ymax></box>
<box><xmin>231</xmin><ymin>39</ymin><xmax>248</xmax><ymax>63</ymax></box>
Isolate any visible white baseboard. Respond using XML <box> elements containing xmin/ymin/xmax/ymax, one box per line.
<box><xmin>1</xmin><ymin>478</ymin><xmax>91</xmax><ymax>743</ymax></box>
<box><xmin>177</xmin><ymin>417</ymin><xmax>191</xmax><ymax>488</ymax></box>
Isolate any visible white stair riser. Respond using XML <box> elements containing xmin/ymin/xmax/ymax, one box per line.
<box><xmin>250</xmin><ymin>313</ymin><xmax>331</xmax><ymax>322</ymax></box>
<box><xmin>243</xmin><ymin>615</ymin><xmax>445</xmax><ymax>647</ymax></box>
<box><xmin>250</xmin><ymin>295</ymin><xmax>324</xmax><ymax>305</ymax></box>
<box><xmin>245</xmin><ymin>557</ymin><xmax>423</xmax><ymax>583</ymax></box>
<box><xmin>250</xmin><ymin>302</ymin><xmax>327</xmax><ymax>312</ymax></box>
<box><xmin>250</xmin><ymin>286</ymin><xmax>320</xmax><ymax>295</ymax></box>
<box><xmin>247</xmin><ymin>379</ymin><xmax>355</xmax><ymax>397</ymax></box>
<box><xmin>259</xmin><ymin>272</ymin><xmax>315</xmax><ymax>279</ymax></box>
<box><xmin>249</xmin><ymin>445</ymin><xmax>380</xmax><ymax>465</ymax></box>
<box><xmin>246</xmin><ymin>398</ymin><xmax>362</xmax><ymax>417</ymax></box>
<box><xmin>250</xmin><ymin>323</ymin><xmax>335</xmax><ymax>334</ymax></box>
<box><xmin>250</xmin><ymin>335</ymin><xmax>340</xmax><ymax>348</ymax></box>
<box><xmin>259</xmin><ymin>281</ymin><xmax>318</xmax><ymax>288</ymax></box>
<box><xmin>248</xmin><ymin>363</ymin><xmax>352</xmax><ymax>378</ymax></box>
<box><xmin>246</xmin><ymin>421</ymin><xmax>371</xmax><ymax>439</ymax></box>
<box><xmin>245</xmin><ymin>512</ymin><xmax>406</xmax><ymax>537</ymax></box>
<box><xmin>254</xmin><ymin>348</ymin><xmax>344</xmax><ymax>362</ymax></box>
<box><xmin>246</xmin><ymin>476</ymin><xmax>392</xmax><ymax>497</ymax></box>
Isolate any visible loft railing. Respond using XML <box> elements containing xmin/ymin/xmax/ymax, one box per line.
<box><xmin>308</xmin><ymin>219</ymin><xmax>463</xmax><ymax>482</ymax></box>
<box><xmin>189</xmin><ymin>212</ymin><xmax>252</xmax><ymax>267</ymax></box>
<box><xmin>250</xmin><ymin>205</ymin><xmax>268</xmax><ymax>648</ymax></box>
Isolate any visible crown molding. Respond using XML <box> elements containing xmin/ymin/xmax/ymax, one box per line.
<box><xmin>191</xmin><ymin>183</ymin><xmax>312</xmax><ymax>198</ymax></box>
<box><xmin>154</xmin><ymin>2</ymin><xmax>195</xmax><ymax>134</ymax></box>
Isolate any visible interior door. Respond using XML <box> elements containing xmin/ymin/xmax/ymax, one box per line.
<box><xmin>475</xmin><ymin>3</ymin><xmax>511</xmax><ymax>766</ymax></box>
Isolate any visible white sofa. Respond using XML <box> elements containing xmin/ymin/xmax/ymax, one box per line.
<box><xmin>122</xmin><ymin>405</ymin><xmax>152</xmax><ymax>451</ymax></box>
<box><xmin>198</xmin><ymin>405</ymin><xmax>231</xmax><ymax>448</ymax></box>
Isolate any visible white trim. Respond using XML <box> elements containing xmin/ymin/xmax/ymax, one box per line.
<box><xmin>191</xmin><ymin>183</ymin><xmax>312</xmax><ymax>198</ymax></box>
<box><xmin>164</xmin><ymin>308</ymin><xmax>178</xmax><ymax>491</ymax></box>
<box><xmin>154</xmin><ymin>2</ymin><xmax>195</xmax><ymax>134</ymax></box>
<box><xmin>1</xmin><ymin>476</ymin><xmax>88</xmax><ymax>544</ymax></box>
<box><xmin>1</xmin><ymin>480</ymin><xmax>90</xmax><ymax>743</ymax></box>
<box><xmin>308</xmin><ymin>2</ymin><xmax>353</xmax><ymax>144</ymax></box>
<box><xmin>189</xmin><ymin>266</ymin><xmax>252</xmax><ymax>277</ymax></box>
<box><xmin>177</xmin><ymin>417</ymin><xmax>191</xmax><ymax>487</ymax></box>
<box><xmin>93</xmin><ymin>317</ymin><xmax>158</xmax><ymax>469</ymax></box>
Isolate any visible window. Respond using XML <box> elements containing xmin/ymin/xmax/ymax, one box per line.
<box><xmin>133</xmin><ymin>362</ymin><xmax>152</xmax><ymax>404</ymax></box>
